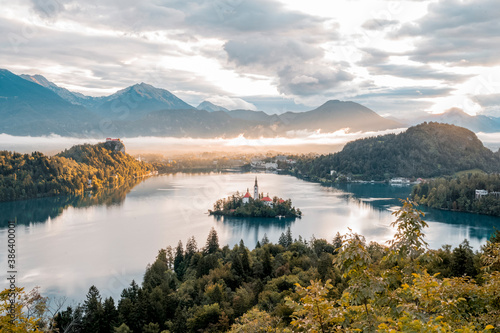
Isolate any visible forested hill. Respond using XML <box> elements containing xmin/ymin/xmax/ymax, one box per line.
<box><xmin>0</xmin><ymin>141</ymin><xmax>153</xmax><ymax>202</ymax></box>
<box><xmin>412</xmin><ymin>173</ymin><xmax>500</xmax><ymax>216</ymax></box>
<box><xmin>45</xmin><ymin>206</ymin><xmax>500</xmax><ymax>333</ymax></box>
<box><xmin>292</xmin><ymin>122</ymin><xmax>500</xmax><ymax>181</ymax></box>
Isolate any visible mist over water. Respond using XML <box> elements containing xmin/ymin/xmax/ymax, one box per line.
<box><xmin>1</xmin><ymin>129</ymin><xmax>497</xmax><ymax>156</ymax></box>
<box><xmin>0</xmin><ymin>128</ymin><xmax>408</xmax><ymax>155</ymax></box>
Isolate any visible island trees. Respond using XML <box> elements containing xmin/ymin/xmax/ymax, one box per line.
<box><xmin>209</xmin><ymin>193</ymin><xmax>301</xmax><ymax>218</ymax></box>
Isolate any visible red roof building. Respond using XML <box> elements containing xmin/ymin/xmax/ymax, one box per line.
<box><xmin>261</xmin><ymin>195</ymin><xmax>273</xmax><ymax>207</ymax></box>
<box><xmin>243</xmin><ymin>189</ymin><xmax>252</xmax><ymax>204</ymax></box>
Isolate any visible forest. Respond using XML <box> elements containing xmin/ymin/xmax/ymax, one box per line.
<box><xmin>412</xmin><ymin>173</ymin><xmax>500</xmax><ymax>216</ymax></box>
<box><xmin>0</xmin><ymin>141</ymin><xmax>153</xmax><ymax>202</ymax></box>
<box><xmin>3</xmin><ymin>200</ymin><xmax>499</xmax><ymax>332</ymax></box>
<box><xmin>209</xmin><ymin>193</ymin><xmax>302</xmax><ymax>218</ymax></box>
<box><xmin>288</xmin><ymin>122</ymin><xmax>500</xmax><ymax>181</ymax></box>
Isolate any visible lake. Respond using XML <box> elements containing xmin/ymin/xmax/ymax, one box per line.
<box><xmin>0</xmin><ymin>172</ymin><xmax>498</xmax><ymax>302</ymax></box>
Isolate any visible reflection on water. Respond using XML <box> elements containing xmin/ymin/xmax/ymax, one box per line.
<box><xmin>0</xmin><ymin>173</ymin><xmax>497</xmax><ymax>303</ymax></box>
<box><xmin>0</xmin><ymin>179</ymin><xmax>143</xmax><ymax>227</ymax></box>
<box><xmin>214</xmin><ymin>215</ymin><xmax>296</xmax><ymax>247</ymax></box>
<box><xmin>331</xmin><ymin>182</ymin><xmax>498</xmax><ymax>249</ymax></box>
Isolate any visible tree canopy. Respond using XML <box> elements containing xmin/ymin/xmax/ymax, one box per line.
<box><xmin>0</xmin><ymin>142</ymin><xmax>153</xmax><ymax>202</ymax></box>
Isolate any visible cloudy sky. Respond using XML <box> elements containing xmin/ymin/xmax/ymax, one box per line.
<box><xmin>1</xmin><ymin>0</ymin><xmax>500</xmax><ymax>116</ymax></box>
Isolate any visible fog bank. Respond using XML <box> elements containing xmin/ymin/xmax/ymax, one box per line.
<box><xmin>1</xmin><ymin>128</ymin><xmax>497</xmax><ymax>156</ymax></box>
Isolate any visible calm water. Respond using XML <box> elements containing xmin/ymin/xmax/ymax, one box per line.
<box><xmin>0</xmin><ymin>173</ymin><xmax>498</xmax><ymax>302</ymax></box>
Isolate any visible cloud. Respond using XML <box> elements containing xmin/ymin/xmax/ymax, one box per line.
<box><xmin>473</xmin><ymin>93</ymin><xmax>500</xmax><ymax>117</ymax></box>
<box><xmin>223</xmin><ymin>30</ymin><xmax>351</xmax><ymax>98</ymax></box>
<box><xmin>291</xmin><ymin>75</ymin><xmax>319</xmax><ymax>85</ymax></box>
<box><xmin>277</xmin><ymin>65</ymin><xmax>353</xmax><ymax>96</ymax></box>
<box><xmin>185</xmin><ymin>0</ymin><xmax>325</xmax><ymax>36</ymax></box>
<box><xmin>355</xmin><ymin>86</ymin><xmax>454</xmax><ymax>99</ymax></box>
<box><xmin>393</xmin><ymin>0</ymin><xmax>500</xmax><ymax>66</ymax></box>
<box><xmin>367</xmin><ymin>63</ymin><xmax>472</xmax><ymax>83</ymax></box>
<box><xmin>476</xmin><ymin>132</ymin><xmax>500</xmax><ymax>152</ymax></box>
<box><xmin>0</xmin><ymin>128</ymin><xmax>409</xmax><ymax>156</ymax></box>
<box><xmin>224</xmin><ymin>36</ymin><xmax>323</xmax><ymax>71</ymax></box>
<box><xmin>348</xmin><ymin>86</ymin><xmax>454</xmax><ymax>117</ymax></box>
<box><xmin>205</xmin><ymin>96</ymin><xmax>257</xmax><ymax>110</ymax></box>
<box><xmin>239</xmin><ymin>95</ymin><xmax>310</xmax><ymax>114</ymax></box>
<box><xmin>361</xmin><ymin>19</ymin><xmax>399</xmax><ymax>31</ymax></box>
<box><xmin>358</xmin><ymin>48</ymin><xmax>472</xmax><ymax>83</ymax></box>
<box><xmin>30</xmin><ymin>0</ymin><xmax>64</xmax><ymax>18</ymax></box>
<box><xmin>6</xmin><ymin>0</ymin><xmax>499</xmax><ymax>118</ymax></box>
<box><xmin>6</xmin><ymin>0</ymin><xmax>346</xmax><ymax>106</ymax></box>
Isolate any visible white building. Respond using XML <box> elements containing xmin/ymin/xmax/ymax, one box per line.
<box><xmin>261</xmin><ymin>194</ymin><xmax>273</xmax><ymax>207</ymax></box>
<box><xmin>243</xmin><ymin>189</ymin><xmax>252</xmax><ymax>204</ymax></box>
<box><xmin>475</xmin><ymin>189</ymin><xmax>488</xmax><ymax>199</ymax></box>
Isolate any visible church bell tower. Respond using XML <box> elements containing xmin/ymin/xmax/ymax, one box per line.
<box><xmin>254</xmin><ymin>177</ymin><xmax>259</xmax><ymax>199</ymax></box>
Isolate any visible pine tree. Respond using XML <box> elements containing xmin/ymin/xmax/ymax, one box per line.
<box><xmin>261</xmin><ymin>234</ymin><xmax>270</xmax><ymax>245</ymax></box>
<box><xmin>451</xmin><ymin>239</ymin><xmax>476</xmax><ymax>277</ymax></box>
<box><xmin>117</xmin><ymin>281</ymin><xmax>141</xmax><ymax>332</ymax></box>
<box><xmin>286</xmin><ymin>227</ymin><xmax>293</xmax><ymax>247</ymax></box>
<box><xmin>205</xmin><ymin>227</ymin><xmax>219</xmax><ymax>254</ymax></box>
<box><xmin>278</xmin><ymin>232</ymin><xmax>287</xmax><ymax>247</ymax></box>
<box><xmin>82</xmin><ymin>285</ymin><xmax>104</xmax><ymax>333</ymax></box>
<box><xmin>165</xmin><ymin>245</ymin><xmax>174</xmax><ymax>270</ymax></box>
<box><xmin>174</xmin><ymin>240</ymin><xmax>185</xmax><ymax>279</ymax></box>
<box><xmin>186</xmin><ymin>236</ymin><xmax>198</xmax><ymax>259</ymax></box>
<box><xmin>263</xmin><ymin>250</ymin><xmax>272</xmax><ymax>276</ymax></box>
<box><xmin>333</xmin><ymin>232</ymin><xmax>342</xmax><ymax>253</ymax></box>
<box><xmin>102</xmin><ymin>297</ymin><xmax>119</xmax><ymax>332</ymax></box>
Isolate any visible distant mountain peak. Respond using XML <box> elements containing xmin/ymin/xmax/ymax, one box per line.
<box><xmin>197</xmin><ymin>101</ymin><xmax>229</xmax><ymax>112</ymax></box>
<box><xmin>97</xmin><ymin>82</ymin><xmax>194</xmax><ymax>119</ymax></box>
<box><xmin>322</xmin><ymin>99</ymin><xmax>342</xmax><ymax>105</ymax></box>
<box><xmin>311</xmin><ymin>99</ymin><xmax>381</xmax><ymax>116</ymax></box>
<box><xmin>132</xmin><ymin>82</ymin><xmax>155</xmax><ymax>90</ymax></box>
<box><xmin>20</xmin><ymin>73</ymin><xmax>93</xmax><ymax>106</ymax></box>
<box><xmin>442</xmin><ymin>107</ymin><xmax>471</xmax><ymax>117</ymax></box>
<box><xmin>20</xmin><ymin>74</ymin><xmax>57</xmax><ymax>90</ymax></box>
<box><xmin>403</xmin><ymin>107</ymin><xmax>500</xmax><ymax>133</ymax></box>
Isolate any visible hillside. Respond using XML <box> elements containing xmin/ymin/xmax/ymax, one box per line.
<box><xmin>0</xmin><ymin>141</ymin><xmax>152</xmax><ymax>202</ymax></box>
<box><xmin>412</xmin><ymin>173</ymin><xmax>500</xmax><ymax>216</ymax></box>
<box><xmin>49</xmin><ymin>216</ymin><xmax>500</xmax><ymax>333</ymax></box>
<box><xmin>95</xmin><ymin>83</ymin><xmax>194</xmax><ymax>120</ymax></box>
<box><xmin>21</xmin><ymin>75</ymin><xmax>195</xmax><ymax>118</ymax></box>
<box><xmin>0</xmin><ymin>69</ymin><xmax>98</xmax><ymax>136</ymax></box>
<box><xmin>20</xmin><ymin>73</ymin><xmax>100</xmax><ymax>108</ymax></box>
<box><xmin>116</xmin><ymin>108</ymin><xmax>251</xmax><ymax>137</ymax></box>
<box><xmin>292</xmin><ymin>122</ymin><xmax>500</xmax><ymax>180</ymax></box>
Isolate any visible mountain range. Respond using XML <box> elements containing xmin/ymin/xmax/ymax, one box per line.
<box><xmin>2</xmin><ymin>68</ymin><xmax>498</xmax><ymax>138</ymax></box>
<box><xmin>392</xmin><ymin>108</ymin><xmax>500</xmax><ymax>133</ymax></box>
<box><xmin>0</xmin><ymin>70</ymin><xmax>97</xmax><ymax>136</ymax></box>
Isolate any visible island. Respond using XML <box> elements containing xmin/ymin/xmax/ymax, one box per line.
<box><xmin>209</xmin><ymin>177</ymin><xmax>302</xmax><ymax>218</ymax></box>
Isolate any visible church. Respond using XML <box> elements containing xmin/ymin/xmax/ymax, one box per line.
<box><xmin>242</xmin><ymin>177</ymin><xmax>274</xmax><ymax>207</ymax></box>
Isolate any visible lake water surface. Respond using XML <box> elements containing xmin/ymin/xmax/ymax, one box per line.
<box><xmin>0</xmin><ymin>172</ymin><xmax>498</xmax><ymax>302</ymax></box>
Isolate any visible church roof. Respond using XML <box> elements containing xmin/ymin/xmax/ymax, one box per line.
<box><xmin>243</xmin><ymin>191</ymin><xmax>252</xmax><ymax>198</ymax></box>
<box><xmin>262</xmin><ymin>196</ymin><xmax>272</xmax><ymax>202</ymax></box>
